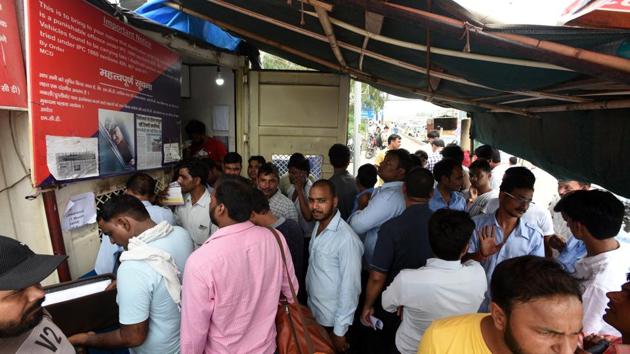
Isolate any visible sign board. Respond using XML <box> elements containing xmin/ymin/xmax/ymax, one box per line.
<box><xmin>0</xmin><ymin>0</ymin><xmax>28</xmax><ymax>110</ymax></box>
<box><xmin>26</xmin><ymin>0</ymin><xmax>181</xmax><ymax>187</ymax></box>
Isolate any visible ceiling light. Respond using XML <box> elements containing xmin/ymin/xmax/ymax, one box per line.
<box><xmin>215</xmin><ymin>66</ymin><xmax>224</xmax><ymax>86</ymax></box>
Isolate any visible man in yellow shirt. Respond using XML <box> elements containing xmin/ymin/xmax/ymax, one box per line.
<box><xmin>418</xmin><ymin>256</ymin><xmax>583</xmax><ymax>354</ymax></box>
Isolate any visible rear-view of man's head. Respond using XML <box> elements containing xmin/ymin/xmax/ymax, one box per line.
<box><xmin>0</xmin><ymin>236</ymin><xmax>66</xmax><ymax>337</ymax></box>
<box><xmin>553</xmin><ymin>189</ymin><xmax>624</xmax><ymax>240</ymax></box>
<box><xmin>98</xmin><ymin>194</ymin><xmax>151</xmax><ymax>248</ymax></box>
<box><xmin>490</xmin><ymin>256</ymin><xmax>583</xmax><ymax>354</ymax></box>
<box><xmin>211</xmin><ymin>176</ymin><xmax>255</xmax><ymax>227</ymax></box>
<box><xmin>428</xmin><ymin>209</ymin><xmax>475</xmax><ymax>261</ymax></box>
<box><xmin>404</xmin><ymin>167</ymin><xmax>434</xmax><ymax>200</ymax></box>
<box><xmin>125</xmin><ymin>172</ymin><xmax>156</xmax><ymax>201</ymax></box>
<box><xmin>328</xmin><ymin>144</ymin><xmax>351</xmax><ymax>169</ymax></box>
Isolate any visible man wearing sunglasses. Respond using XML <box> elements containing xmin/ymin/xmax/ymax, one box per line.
<box><xmin>466</xmin><ymin>167</ymin><xmax>545</xmax><ymax>312</ymax></box>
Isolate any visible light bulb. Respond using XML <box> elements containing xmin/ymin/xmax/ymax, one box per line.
<box><xmin>215</xmin><ymin>66</ymin><xmax>224</xmax><ymax>86</ymax></box>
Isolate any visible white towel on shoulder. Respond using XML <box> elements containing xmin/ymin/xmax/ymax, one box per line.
<box><xmin>120</xmin><ymin>221</ymin><xmax>182</xmax><ymax>306</ymax></box>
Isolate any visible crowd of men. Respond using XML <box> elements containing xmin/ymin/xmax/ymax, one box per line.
<box><xmin>1</xmin><ymin>120</ymin><xmax>630</xmax><ymax>354</ymax></box>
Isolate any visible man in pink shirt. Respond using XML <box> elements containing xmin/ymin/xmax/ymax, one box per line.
<box><xmin>180</xmin><ymin>176</ymin><xmax>298</xmax><ymax>354</ymax></box>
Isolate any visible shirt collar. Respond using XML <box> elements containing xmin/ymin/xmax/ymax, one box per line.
<box><xmin>492</xmin><ymin>213</ymin><xmax>531</xmax><ymax>240</ymax></box>
<box><xmin>433</xmin><ymin>186</ymin><xmax>460</xmax><ymax>202</ymax></box>
<box><xmin>318</xmin><ymin>210</ymin><xmax>343</xmax><ymax>234</ymax></box>
<box><xmin>141</xmin><ymin>200</ymin><xmax>152</xmax><ymax>207</ymax></box>
<box><xmin>380</xmin><ymin>181</ymin><xmax>404</xmax><ymax>190</ymax></box>
<box><xmin>207</xmin><ymin>221</ymin><xmax>256</xmax><ymax>243</ymax></box>
<box><xmin>271</xmin><ymin>216</ymin><xmax>286</xmax><ymax>229</ymax></box>
<box><xmin>186</xmin><ymin>188</ymin><xmax>211</xmax><ymax>208</ymax></box>
<box><xmin>425</xmin><ymin>258</ymin><xmax>464</xmax><ymax>270</ymax></box>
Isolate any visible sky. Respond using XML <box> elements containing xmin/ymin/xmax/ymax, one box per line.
<box><xmin>454</xmin><ymin>0</ymin><xmax>578</xmax><ymax>25</ymax></box>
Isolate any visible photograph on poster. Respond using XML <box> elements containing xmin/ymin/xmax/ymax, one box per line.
<box><xmin>98</xmin><ymin>109</ymin><xmax>135</xmax><ymax>174</ymax></box>
<box><xmin>136</xmin><ymin>114</ymin><xmax>163</xmax><ymax>170</ymax></box>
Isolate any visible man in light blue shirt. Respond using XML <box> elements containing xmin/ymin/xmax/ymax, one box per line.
<box><xmin>95</xmin><ymin>173</ymin><xmax>175</xmax><ymax>275</ymax></box>
<box><xmin>429</xmin><ymin>158</ymin><xmax>466</xmax><ymax>211</ymax></box>
<box><xmin>466</xmin><ymin>167</ymin><xmax>544</xmax><ymax>311</ymax></box>
<box><xmin>349</xmin><ymin>149</ymin><xmax>410</xmax><ymax>265</ymax></box>
<box><xmin>70</xmin><ymin>195</ymin><xmax>193</xmax><ymax>354</ymax></box>
<box><xmin>307</xmin><ymin>180</ymin><xmax>363</xmax><ymax>353</ymax></box>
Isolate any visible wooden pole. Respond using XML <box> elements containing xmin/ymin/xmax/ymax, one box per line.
<box><xmin>309</xmin><ymin>1</ymin><xmax>347</xmax><ymax>67</ymax></box>
<box><xmin>333</xmin><ymin>0</ymin><xmax>630</xmax><ymax>84</ymax></box>
<box><xmin>302</xmin><ymin>10</ymin><xmax>571</xmax><ymax>72</ymax></box>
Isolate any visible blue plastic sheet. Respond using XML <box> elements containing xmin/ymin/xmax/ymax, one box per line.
<box><xmin>135</xmin><ymin>0</ymin><xmax>241</xmax><ymax>51</ymax></box>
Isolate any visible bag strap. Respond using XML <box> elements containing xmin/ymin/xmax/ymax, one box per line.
<box><xmin>268</xmin><ymin>227</ymin><xmax>316</xmax><ymax>354</ymax></box>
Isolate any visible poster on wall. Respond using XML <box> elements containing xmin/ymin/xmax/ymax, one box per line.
<box><xmin>26</xmin><ymin>0</ymin><xmax>181</xmax><ymax>187</ymax></box>
<box><xmin>0</xmin><ymin>0</ymin><xmax>28</xmax><ymax>110</ymax></box>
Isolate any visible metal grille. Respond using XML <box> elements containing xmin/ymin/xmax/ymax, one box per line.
<box><xmin>271</xmin><ymin>154</ymin><xmax>323</xmax><ymax>179</ymax></box>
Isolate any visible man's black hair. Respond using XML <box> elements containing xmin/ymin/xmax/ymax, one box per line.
<box><xmin>441</xmin><ymin>145</ymin><xmax>464</xmax><ymax>165</ymax></box>
<box><xmin>251</xmin><ymin>188</ymin><xmax>270</xmax><ymax>214</ymax></box>
<box><xmin>554</xmin><ymin>190</ymin><xmax>624</xmax><ymax>240</ymax></box>
<box><xmin>405</xmin><ymin>167</ymin><xmax>434</xmax><ymax>199</ymax></box>
<box><xmin>431</xmin><ymin>139</ymin><xmax>445</xmax><ymax>148</ymax></box>
<box><xmin>427</xmin><ymin>130</ymin><xmax>440</xmax><ymax>139</ymax></box>
<box><xmin>180</xmin><ymin>160</ymin><xmax>209</xmax><ymax>186</ymax></box>
<box><xmin>126</xmin><ymin>173</ymin><xmax>156</xmax><ymax>197</ymax></box>
<box><xmin>433</xmin><ymin>158</ymin><xmax>460</xmax><ymax>183</ymax></box>
<box><xmin>414</xmin><ymin>150</ymin><xmax>429</xmax><ymax>167</ymax></box>
<box><xmin>428</xmin><ymin>209</ymin><xmax>475</xmax><ymax>261</ymax></box>
<box><xmin>474</xmin><ymin>145</ymin><xmax>501</xmax><ymax>163</ymax></box>
<box><xmin>499</xmin><ymin>167</ymin><xmax>535</xmax><ymax>193</ymax></box>
<box><xmin>288</xmin><ymin>153</ymin><xmax>306</xmax><ymax>168</ymax></box>
<box><xmin>509</xmin><ymin>156</ymin><xmax>518</xmax><ymax>165</ymax></box>
<box><xmin>291</xmin><ymin>156</ymin><xmax>311</xmax><ymax>175</ymax></box>
<box><xmin>98</xmin><ymin>194</ymin><xmax>150</xmax><ymax>222</ymax></box>
<box><xmin>248</xmin><ymin>155</ymin><xmax>266</xmax><ymax>165</ymax></box>
<box><xmin>469</xmin><ymin>159</ymin><xmax>492</xmax><ymax>173</ymax></box>
<box><xmin>386</xmin><ymin>148</ymin><xmax>412</xmax><ymax>174</ymax></box>
<box><xmin>388</xmin><ymin>134</ymin><xmax>402</xmax><ymax>145</ymax></box>
<box><xmin>258</xmin><ymin>162</ymin><xmax>280</xmax><ymax>179</ymax></box>
<box><xmin>328</xmin><ymin>144</ymin><xmax>351</xmax><ymax>168</ymax></box>
<box><xmin>357</xmin><ymin>164</ymin><xmax>377</xmax><ymax>188</ymax></box>
<box><xmin>312</xmin><ymin>179</ymin><xmax>337</xmax><ymax>197</ymax></box>
<box><xmin>491</xmin><ymin>255</ymin><xmax>582</xmax><ymax>315</ymax></box>
<box><xmin>224</xmin><ymin>152</ymin><xmax>243</xmax><ymax>165</ymax></box>
<box><xmin>215</xmin><ymin>176</ymin><xmax>255</xmax><ymax>223</ymax></box>
<box><xmin>185</xmin><ymin>119</ymin><xmax>206</xmax><ymax>137</ymax></box>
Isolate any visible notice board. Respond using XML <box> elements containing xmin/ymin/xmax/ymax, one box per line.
<box><xmin>26</xmin><ymin>0</ymin><xmax>181</xmax><ymax>187</ymax></box>
<box><xmin>0</xmin><ymin>0</ymin><xmax>28</xmax><ymax>110</ymax></box>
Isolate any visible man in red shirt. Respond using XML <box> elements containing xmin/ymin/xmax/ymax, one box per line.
<box><xmin>184</xmin><ymin>120</ymin><xmax>227</xmax><ymax>162</ymax></box>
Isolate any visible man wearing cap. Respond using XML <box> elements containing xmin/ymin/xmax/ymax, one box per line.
<box><xmin>0</xmin><ymin>235</ymin><xmax>75</xmax><ymax>353</ymax></box>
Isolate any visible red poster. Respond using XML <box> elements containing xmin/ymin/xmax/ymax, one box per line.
<box><xmin>26</xmin><ymin>0</ymin><xmax>181</xmax><ymax>187</ymax></box>
<box><xmin>0</xmin><ymin>0</ymin><xmax>28</xmax><ymax>110</ymax></box>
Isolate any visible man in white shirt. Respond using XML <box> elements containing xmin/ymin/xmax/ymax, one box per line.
<box><xmin>95</xmin><ymin>172</ymin><xmax>175</xmax><ymax>274</ymax></box>
<box><xmin>382</xmin><ymin>209</ymin><xmax>487</xmax><ymax>354</ymax></box>
<box><xmin>175</xmin><ymin>160</ymin><xmax>215</xmax><ymax>248</ymax></box>
<box><xmin>554</xmin><ymin>189</ymin><xmax>630</xmax><ymax>336</ymax></box>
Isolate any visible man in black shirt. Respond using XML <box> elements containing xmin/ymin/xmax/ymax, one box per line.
<box><xmin>360</xmin><ymin>167</ymin><xmax>435</xmax><ymax>353</ymax></box>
